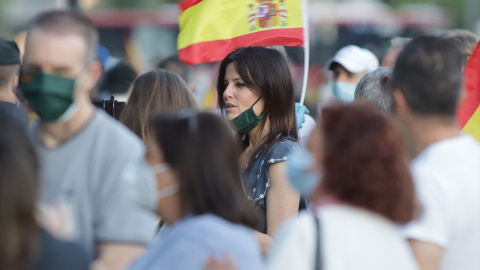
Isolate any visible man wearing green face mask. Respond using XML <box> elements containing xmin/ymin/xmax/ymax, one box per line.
<box><xmin>19</xmin><ymin>10</ymin><xmax>157</xmax><ymax>269</ymax></box>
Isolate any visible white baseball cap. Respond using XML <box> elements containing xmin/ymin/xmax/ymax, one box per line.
<box><xmin>328</xmin><ymin>45</ymin><xmax>379</xmax><ymax>73</ymax></box>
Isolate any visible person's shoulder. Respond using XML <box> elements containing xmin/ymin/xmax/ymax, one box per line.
<box><xmin>174</xmin><ymin>215</ymin><xmax>256</xmax><ymax>246</ymax></box>
<box><xmin>273</xmin><ymin>210</ymin><xmax>317</xmax><ymax>246</ymax></box>
<box><xmin>415</xmin><ymin>135</ymin><xmax>479</xmax><ymax>163</ymax></box>
<box><xmin>319</xmin><ymin>205</ymin><xmax>395</xmax><ymax>230</ymax></box>
<box><xmin>412</xmin><ymin>134</ymin><xmax>480</xmax><ymax>183</ymax></box>
<box><xmin>291</xmin><ymin>210</ymin><xmax>317</xmax><ymax>229</ymax></box>
<box><xmin>265</xmin><ymin>138</ymin><xmax>299</xmax><ymax>164</ymax></box>
<box><xmin>181</xmin><ymin>214</ymin><xmax>248</xmax><ymax>235</ymax></box>
<box><xmin>90</xmin><ymin>110</ymin><xmax>145</xmax><ymax>153</ymax></box>
<box><xmin>457</xmin><ymin>134</ymin><xmax>480</xmax><ymax>156</ymax></box>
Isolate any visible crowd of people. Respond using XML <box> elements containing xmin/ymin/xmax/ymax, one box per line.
<box><xmin>0</xmin><ymin>9</ymin><xmax>479</xmax><ymax>270</ymax></box>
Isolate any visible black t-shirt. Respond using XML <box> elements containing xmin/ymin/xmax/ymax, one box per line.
<box><xmin>0</xmin><ymin>101</ymin><xmax>28</xmax><ymax>126</ymax></box>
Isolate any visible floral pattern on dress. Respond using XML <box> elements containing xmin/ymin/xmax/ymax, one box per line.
<box><xmin>241</xmin><ymin>139</ymin><xmax>298</xmax><ymax>207</ymax></box>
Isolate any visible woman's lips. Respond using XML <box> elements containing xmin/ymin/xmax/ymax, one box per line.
<box><xmin>225</xmin><ymin>103</ymin><xmax>236</xmax><ymax>112</ymax></box>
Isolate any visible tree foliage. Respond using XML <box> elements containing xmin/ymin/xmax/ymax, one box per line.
<box><xmin>383</xmin><ymin>0</ymin><xmax>471</xmax><ymax>28</ymax></box>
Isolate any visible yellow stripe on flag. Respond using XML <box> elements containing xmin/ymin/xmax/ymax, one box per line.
<box><xmin>462</xmin><ymin>105</ymin><xmax>480</xmax><ymax>142</ymax></box>
<box><xmin>178</xmin><ymin>0</ymin><xmax>303</xmax><ymax>50</ymax></box>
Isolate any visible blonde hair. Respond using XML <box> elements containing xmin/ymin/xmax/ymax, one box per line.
<box><xmin>120</xmin><ymin>69</ymin><xmax>197</xmax><ymax>141</ymax></box>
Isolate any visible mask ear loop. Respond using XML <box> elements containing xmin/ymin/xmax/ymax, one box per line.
<box><xmin>151</xmin><ymin>163</ymin><xmax>170</xmax><ymax>175</ymax></box>
<box><xmin>251</xmin><ymin>96</ymin><xmax>262</xmax><ymax>108</ymax></box>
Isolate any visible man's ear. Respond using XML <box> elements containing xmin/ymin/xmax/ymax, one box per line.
<box><xmin>457</xmin><ymin>83</ymin><xmax>467</xmax><ymax>108</ymax></box>
<box><xmin>9</xmin><ymin>75</ymin><xmax>19</xmax><ymax>87</ymax></box>
<box><xmin>82</xmin><ymin>60</ymin><xmax>103</xmax><ymax>95</ymax></box>
<box><xmin>393</xmin><ymin>88</ymin><xmax>410</xmax><ymax>116</ymax></box>
<box><xmin>87</xmin><ymin>60</ymin><xmax>103</xmax><ymax>86</ymax></box>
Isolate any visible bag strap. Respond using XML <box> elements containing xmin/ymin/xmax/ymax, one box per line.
<box><xmin>313</xmin><ymin>212</ymin><xmax>322</xmax><ymax>270</ymax></box>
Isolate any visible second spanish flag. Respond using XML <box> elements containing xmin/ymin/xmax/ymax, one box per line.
<box><xmin>457</xmin><ymin>41</ymin><xmax>480</xmax><ymax>141</ymax></box>
<box><xmin>177</xmin><ymin>0</ymin><xmax>305</xmax><ymax>65</ymax></box>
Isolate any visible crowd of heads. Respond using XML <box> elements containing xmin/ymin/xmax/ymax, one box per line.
<box><xmin>0</xmin><ymin>8</ymin><xmax>479</xmax><ymax>270</ymax></box>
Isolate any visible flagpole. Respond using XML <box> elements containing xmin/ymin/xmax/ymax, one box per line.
<box><xmin>299</xmin><ymin>0</ymin><xmax>309</xmax><ymax>106</ymax></box>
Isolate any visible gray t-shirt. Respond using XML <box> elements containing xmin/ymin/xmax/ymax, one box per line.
<box><xmin>32</xmin><ymin>110</ymin><xmax>158</xmax><ymax>260</ymax></box>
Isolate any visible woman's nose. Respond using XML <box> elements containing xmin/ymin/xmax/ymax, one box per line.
<box><xmin>223</xmin><ymin>83</ymin><xmax>233</xmax><ymax>99</ymax></box>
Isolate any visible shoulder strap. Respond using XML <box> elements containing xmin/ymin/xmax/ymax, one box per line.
<box><xmin>313</xmin><ymin>212</ymin><xmax>322</xmax><ymax>270</ymax></box>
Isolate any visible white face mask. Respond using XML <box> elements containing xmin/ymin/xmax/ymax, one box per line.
<box><xmin>151</xmin><ymin>163</ymin><xmax>179</xmax><ymax>201</ymax></box>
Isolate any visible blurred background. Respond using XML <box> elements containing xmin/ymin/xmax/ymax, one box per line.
<box><xmin>1</xmin><ymin>0</ymin><xmax>479</xmax><ymax>112</ymax></box>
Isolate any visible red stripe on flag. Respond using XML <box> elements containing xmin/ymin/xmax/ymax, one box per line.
<box><xmin>457</xmin><ymin>42</ymin><xmax>480</xmax><ymax>128</ymax></box>
<box><xmin>178</xmin><ymin>0</ymin><xmax>203</xmax><ymax>13</ymax></box>
<box><xmin>178</xmin><ymin>28</ymin><xmax>304</xmax><ymax>65</ymax></box>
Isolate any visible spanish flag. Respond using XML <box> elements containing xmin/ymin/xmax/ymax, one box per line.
<box><xmin>457</xmin><ymin>41</ymin><xmax>480</xmax><ymax>141</ymax></box>
<box><xmin>177</xmin><ymin>0</ymin><xmax>305</xmax><ymax>65</ymax></box>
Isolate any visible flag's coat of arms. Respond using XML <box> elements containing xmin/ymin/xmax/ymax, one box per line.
<box><xmin>249</xmin><ymin>0</ymin><xmax>288</xmax><ymax>31</ymax></box>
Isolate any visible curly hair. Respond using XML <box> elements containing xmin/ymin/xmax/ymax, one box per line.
<box><xmin>310</xmin><ymin>102</ymin><xmax>416</xmax><ymax>224</ymax></box>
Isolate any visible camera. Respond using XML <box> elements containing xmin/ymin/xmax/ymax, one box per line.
<box><xmin>92</xmin><ymin>96</ymin><xmax>126</xmax><ymax>120</ymax></box>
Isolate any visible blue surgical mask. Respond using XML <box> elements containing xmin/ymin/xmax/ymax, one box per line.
<box><xmin>332</xmin><ymin>82</ymin><xmax>356</xmax><ymax>103</ymax></box>
<box><xmin>287</xmin><ymin>146</ymin><xmax>321</xmax><ymax>197</ymax></box>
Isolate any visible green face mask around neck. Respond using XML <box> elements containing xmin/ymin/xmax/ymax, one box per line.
<box><xmin>19</xmin><ymin>71</ymin><xmax>79</xmax><ymax>122</ymax></box>
<box><xmin>231</xmin><ymin>97</ymin><xmax>263</xmax><ymax>134</ymax></box>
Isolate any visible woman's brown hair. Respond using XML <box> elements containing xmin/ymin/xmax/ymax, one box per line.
<box><xmin>216</xmin><ymin>47</ymin><xmax>298</xmax><ymax>164</ymax></box>
<box><xmin>0</xmin><ymin>106</ymin><xmax>39</xmax><ymax>270</ymax></box>
<box><xmin>149</xmin><ymin>111</ymin><xmax>257</xmax><ymax>228</ymax></box>
<box><xmin>310</xmin><ymin>102</ymin><xmax>416</xmax><ymax>224</ymax></box>
<box><xmin>120</xmin><ymin>69</ymin><xmax>197</xmax><ymax>141</ymax></box>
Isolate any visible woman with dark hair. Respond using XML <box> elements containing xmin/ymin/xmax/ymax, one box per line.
<box><xmin>266</xmin><ymin>103</ymin><xmax>419</xmax><ymax>270</ymax></box>
<box><xmin>129</xmin><ymin>111</ymin><xmax>263</xmax><ymax>270</ymax></box>
<box><xmin>120</xmin><ymin>69</ymin><xmax>197</xmax><ymax>141</ymax></box>
<box><xmin>0</xmin><ymin>104</ymin><xmax>88</xmax><ymax>270</ymax></box>
<box><xmin>216</xmin><ymin>47</ymin><xmax>300</xmax><ymax>250</ymax></box>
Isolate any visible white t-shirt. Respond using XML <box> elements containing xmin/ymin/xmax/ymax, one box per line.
<box><xmin>402</xmin><ymin>134</ymin><xmax>480</xmax><ymax>270</ymax></box>
<box><xmin>299</xmin><ymin>114</ymin><xmax>316</xmax><ymax>147</ymax></box>
<box><xmin>268</xmin><ymin>205</ymin><xmax>418</xmax><ymax>270</ymax></box>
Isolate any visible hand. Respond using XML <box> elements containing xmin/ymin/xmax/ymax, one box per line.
<box><xmin>37</xmin><ymin>200</ymin><xmax>75</xmax><ymax>240</ymax></box>
<box><xmin>295</xmin><ymin>103</ymin><xmax>310</xmax><ymax>129</ymax></box>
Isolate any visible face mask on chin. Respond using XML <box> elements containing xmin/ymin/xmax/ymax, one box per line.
<box><xmin>19</xmin><ymin>69</ymin><xmax>87</xmax><ymax>123</ymax></box>
<box><xmin>231</xmin><ymin>97</ymin><xmax>263</xmax><ymax>134</ymax></box>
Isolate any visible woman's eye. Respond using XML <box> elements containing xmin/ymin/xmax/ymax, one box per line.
<box><xmin>235</xmin><ymin>82</ymin><xmax>246</xmax><ymax>88</ymax></box>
